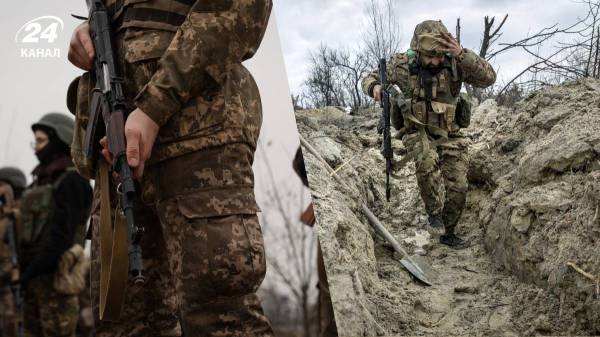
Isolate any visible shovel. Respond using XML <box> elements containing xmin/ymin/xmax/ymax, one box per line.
<box><xmin>361</xmin><ymin>205</ymin><xmax>436</xmax><ymax>285</ymax></box>
<box><xmin>299</xmin><ymin>135</ymin><xmax>437</xmax><ymax>286</ymax></box>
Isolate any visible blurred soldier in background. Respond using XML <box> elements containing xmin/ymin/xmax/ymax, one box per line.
<box><xmin>0</xmin><ymin>167</ymin><xmax>26</xmax><ymax>337</ymax></box>
<box><xmin>19</xmin><ymin>113</ymin><xmax>92</xmax><ymax>337</ymax></box>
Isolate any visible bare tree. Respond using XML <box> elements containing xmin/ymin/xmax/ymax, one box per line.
<box><xmin>592</xmin><ymin>25</ymin><xmax>600</xmax><ymax>76</ymax></box>
<box><xmin>299</xmin><ymin>45</ymin><xmax>372</xmax><ymax>112</ymax></box>
<box><xmin>360</xmin><ymin>0</ymin><xmax>402</xmax><ymax>67</ymax></box>
<box><xmin>303</xmin><ymin>44</ymin><xmax>348</xmax><ymax>108</ymax></box>
<box><xmin>480</xmin><ymin>15</ymin><xmax>509</xmax><ymax>60</ymax></box>
<box><xmin>454</xmin><ymin>0</ymin><xmax>600</xmax><ymax>104</ymax></box>
<box><xmin>326</xmin><ymin>49</ymin><xmax>370</xmax><ymax>111</ymax></box>
<box><xmin>464</xmin><ymin>14</ymin><xmax>508</xmax><ymax>100</ymax></box>
<box><xmin>297</xmin><ymin>0</ymin><xmax>401</xmax><ymax>111</ymax></box>
<box><xmin>258</xmin><ymin>142</ymin><xmax>318</xmax><ymax>337</ymax></box>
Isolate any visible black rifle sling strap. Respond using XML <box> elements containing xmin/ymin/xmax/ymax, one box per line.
<box><xmin>98</xmin><ymin>159</ymin><xmax>129</xmax><ymax>321</ymax></box>
<box><xmin>115</xmin><ymin>7</ymin><xmax>187</xmax><ymax>29</ymax></box>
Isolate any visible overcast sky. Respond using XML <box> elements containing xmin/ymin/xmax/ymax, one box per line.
<box><xmin>273</xmin><ymin>0</ymin><xmax>588</xmax><ymax>95</ymax></box>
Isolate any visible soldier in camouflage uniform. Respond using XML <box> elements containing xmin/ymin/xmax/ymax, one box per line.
<box><xmin>67</xmin><ymin>0</ymin><xmax>274</xmax><ymax>336</ymax></box>
<box><xmin>362</xmin><ymin>20</ymin><xmax>496</xmax><ymax>248</ymax></box>
<box><xmin>0</xmin><ymin>167</ymin><xmax>26</xmax><ymax>337</ymax></box>
<box><xmin>19</xmin><ymin>113</ymin><xmax>93</xmax><ymax>337</ymax></box>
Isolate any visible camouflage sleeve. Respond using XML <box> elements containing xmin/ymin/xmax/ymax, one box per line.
<box><xmin>361</xmin><ymin>53</ymin><xmax>410</xmax><ymax>98</ymax></box>
<box><xmin>457</xmin><ymin>48</ymin><xmax>497</xmax><ymax>88</ymax></box>
<box><xmin>134</xmin><ymin>0</ymin><xmax>273</xmax><ymax>126</ymax></box>
<box><xmin>361</xmin><ymin>69</ymin><xmax>380</xmax><ymax>98</ymax></box>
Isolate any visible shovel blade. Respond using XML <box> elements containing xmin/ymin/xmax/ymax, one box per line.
<box><xmin>400</xmin><ymin>254</ymin><xmax>437</xmax><ymax>286</ymax></box>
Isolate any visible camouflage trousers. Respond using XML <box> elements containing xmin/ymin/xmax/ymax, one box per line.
<box><xmin>23</xmin><ymin>274</ymin><xmax>79</xmax><ymax>337</ymax></box>
<box><xmin>0</xmin><ymin>285</ymin><xmax>18</xmax><ymax>337</ymax></box>
<box><xmin>91</xmin><ymin>149</ymin><xmax>274</xmax><ymax>337</ymax></box>
<box><xmin>402</xmin><ymin>131</ymin><xmax>469</xmax><ymax>234</ymax></box>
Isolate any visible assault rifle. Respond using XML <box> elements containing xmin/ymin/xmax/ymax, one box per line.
<box><xmin>378</xmin><ymin>58</ymin><xmax>393</xmax><ymax>201</ymax></box>
<box><xmin>84</xmin><ymin>0</ymin><xmax>144</xmax><ymax>283</ymax></box>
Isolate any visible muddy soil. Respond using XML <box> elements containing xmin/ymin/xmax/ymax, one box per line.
<box><xmin>296</xmin><ymin>79</ymin><xmax>600</xmax><ymax>336</ymax></box>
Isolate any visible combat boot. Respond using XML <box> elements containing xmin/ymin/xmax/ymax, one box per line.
<box><xmin>427</xmin><ymin>215</ymin><xmax>444</xmax><ymax>231</ymax></box>
<box><xmin>439</xmin><ymin>233</ymin><xmax>468</xmax><ymax>249</ymax></box>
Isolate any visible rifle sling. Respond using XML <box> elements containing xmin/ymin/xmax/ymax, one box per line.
<box><xmin>114</xmin><ymin>7</ymin><xmax>187</xmax><ymax>30</ymax></box>
<box><xmin>98</xmin><ymin>159</ymin><xmax>129</xmax><ymax>322</ymax></box>
<box><xmin>107</xmin><ymin>0</ymin><xmax>196</xmax><ymax>16</ymax></box>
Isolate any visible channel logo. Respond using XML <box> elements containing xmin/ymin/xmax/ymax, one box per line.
<box><xmin>15</xmin><ymin>16</ymin><xmax>64</xmax><ymax>58</ymax></box>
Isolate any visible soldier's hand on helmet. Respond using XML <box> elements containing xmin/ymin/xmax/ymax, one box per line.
<box><xmin>68</xmin><ymin>22</ymin><xmax>95</xmax><ymax>71</ymax></box>
<box><xmin>439</xmin><ymin>31</ymin><xmax>464</xmax><ymax>57</ymax></box>
<box><xmin>124</xmin><ymin>108</ymin><xmax>159</xmax><ymax>179</ymax></box>
<box><xmin>373</xmin><ymin>84</ymin><xmax>382</xmax><ymax>102</ymax></box>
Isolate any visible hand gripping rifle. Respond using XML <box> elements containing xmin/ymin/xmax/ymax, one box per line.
<box><xmin>84</xmin><ymin>0</ymin><xmax>144</xmax><ymax>284</ymax></box>
<box><xmin>379</xmin><ymin>58</ymin><xmax>393</xmax><ymax>201</ymax></box>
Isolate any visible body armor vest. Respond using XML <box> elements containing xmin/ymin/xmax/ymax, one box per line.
<box><xmin>407</xmin><ymin>54</ymin><xmax>461</xmax><ymax>133</ymax></box>
<box><xmin>106</xmin><ymin>0</ymin><xmax>195</xmax><ymax>32</ymax></box>
<box><xmin>19</xmin><ymin>168</ymin><xmax>87</xmax><ymax>267</ymax></box>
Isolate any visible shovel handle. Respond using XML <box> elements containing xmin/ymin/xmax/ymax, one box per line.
<box><xmin>300</xmin><ymin>135</ymin><xmax>413</xmax><ymax>259</ymax></box>
<box><xmin>361</xmin><ymin>204</ymin><xmax>409</xmax><ymax>258</ymax></box>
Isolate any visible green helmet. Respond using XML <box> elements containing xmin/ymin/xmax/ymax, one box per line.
<box><xmin>0</xmin><ymin>167</ymin><xmax>27</xmax><ymax>189</ymax></box>
<box><xmin>31</xmin><ymin>112</ymin><xmax>74</xmax><ymax>146</ymax></box>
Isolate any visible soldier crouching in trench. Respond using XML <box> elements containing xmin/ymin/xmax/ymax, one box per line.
<box><xmin>362</xmin><ymin>20</ymin><xmax>496</xmax><ymax>249</ymax></box>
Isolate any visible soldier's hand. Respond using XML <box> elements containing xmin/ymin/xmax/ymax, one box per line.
<box><xmin>373</xmin><ymin>84</ymin><xmax>382</xmax><ymax>102</ymax></box>
<box><xmin>439</xmin><ymin>32</ymin><xmax>463</xmax><ymax>58</ymax></box>
<box><xmin>125</xmin><ymin>108</ymin><xmax>159</xmax><ymax>179</ymax></box>
<box><xmin>99</xmin><ymin>137</ymin><xmax>113</xmax><ymax>165</ymax></box>
<box><xmin>68</xmin><ymin>22</ymin><xmax>95</xmax><ymax>71</ymax></box>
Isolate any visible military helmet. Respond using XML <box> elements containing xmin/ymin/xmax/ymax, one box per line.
<box><xmin>410</xmin><ymin>20</ymin><xmax>450</xmax><ymax>55</ymax></box>
<box><xmin>31</xmin><ymin>112</ymin><xmax>74</xmax><ymax>146</ymax></box>
<box><xmin>0</xmin><ymin>167</ymin><xmax>27</xmax><ymax>189</ymax></box>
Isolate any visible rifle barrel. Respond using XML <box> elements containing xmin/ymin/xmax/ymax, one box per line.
<box><xmin>87</xmin><ymin>0</ymin><xmax>145</xmax><ymax>283</ymax></box>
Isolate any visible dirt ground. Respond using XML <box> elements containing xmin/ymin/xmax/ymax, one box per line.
<box><xmin>296</xmin><ymin>79</ymin><xmax>600</xmax><ymax>336</ymax></box>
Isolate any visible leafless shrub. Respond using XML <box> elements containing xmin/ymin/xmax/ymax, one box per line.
<box><xmin>297</xmin><ymin>0</ymin><xmax>401</xmax><ymax>111</ymax></box>
<box><xmin>257</xmin><ymin>142</ymin><xmax>318</xmax><ymax>337</ymax></box>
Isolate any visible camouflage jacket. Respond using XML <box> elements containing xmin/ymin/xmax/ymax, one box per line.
<box><xmin>130</xmin><ymin>0</ymin><xmax>272</xmax><ymax>163</ymax></box>
<box><xmin>72</xmin><ymin>0</ymin><xmax>272</xmax><ymax>215</ymax></box>
<box><xmin>0</xmin><ymin>205</ymin><xmax>19</xmax><ymax>285</ymax></box>
<box><xmin>73</xmin><ymin>0</ymin><xmax>272</xmax><ymax>162</ymax></box>
<box><xmin>362</xmin><ymin>48</ymin><xmax>496</xmax><ymax>132</ymax></box>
